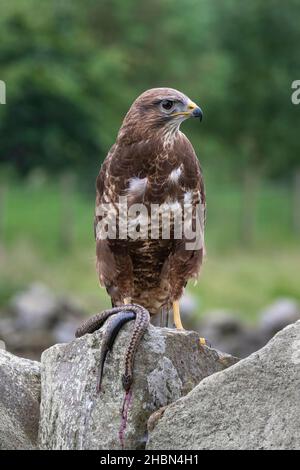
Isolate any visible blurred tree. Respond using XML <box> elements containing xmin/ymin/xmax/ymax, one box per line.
<box><xmin>0</xmin><ymin>80</ymin><xmax>100</xmax><ymax>175</ymax></box>
<box><xmin>208</xmin><ymin>0</ymin><xmax>300</xmax><ymax>243</ymax></box>
<box><xmin>212</xmin><ymin>0</ymin><xmax>300</xmax><ymax>178</ymax></box>
<box><xmin>0</xmin><ymin>0</ymin><xmax>129</xmax><ymax>179</ymax></box>
<box><xmin>0</xmin><ymin>0</ymin><xmax>299</xmax><ymax>185</ymax></box>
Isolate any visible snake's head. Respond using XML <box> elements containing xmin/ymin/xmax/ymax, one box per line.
<box><xmin>122</xmin><ymin>373</ymin><xmax>133</xmax><ymax>391</ymax></box>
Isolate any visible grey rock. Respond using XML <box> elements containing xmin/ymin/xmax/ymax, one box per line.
<box><xmin>52</xmin><ymin>319</ymin><xmax>78</xmax><ymax>344</ymax></box>
<box><xmin>11</xmin><ymin>283</ymin><xmax>60</xmax><ymax>330</ymax></box>
<box><xmin>199</xmin><ymin>310</ymin><xmax>244</xmax><ymax>346</ymax></box>
<box><xmin>260</xmin><ymin>298</ymin><xmax>300</xmax><ymax>337</ymax></box>
<box><xmin>199</xmin><ymin>310</ymin><xmax>264</xmax><ymax>358</ymax></box>
<box><xmin>0</xmin><ymin>350</ymin><xmax>41</xmax><ymax>449</ymax></box>
<box><xmin>1</xmin><ymin>283</ymin><xmax>85</xmax><ymax>359</ymax></box>
<box><xmin>0</xmin><ymin>317</ymin><xmax>15</xmax><ymax>337</ymax></box>
<box><xmin>147</xmin><ymin>320</ymin><xmax>300</xmax><ymax>450</ymax></box>
<box><xmin>38</xmin><ymin>322</ymin><xmax>237</xmax><ymax>450</ymax></box>
<box><xmin>4</xmin><ymin>330</ymin><xmax>55</xmax><ymax>360</ymax></box>
<box><xmin>10</xmin><ymin>283</ymin><xmax>84</xmax><ymax>332</ymax></box>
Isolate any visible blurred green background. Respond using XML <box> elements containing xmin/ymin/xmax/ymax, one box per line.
<box><xmin>0</xmin><ymin>0</ymin><xmax>299</xmax><ymax>322</ymax></box>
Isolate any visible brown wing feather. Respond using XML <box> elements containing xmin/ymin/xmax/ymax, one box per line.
<box><xmin>95</xmin><ymin>145</ymin><xmax>134</xmax><ymax>303</ymax></box>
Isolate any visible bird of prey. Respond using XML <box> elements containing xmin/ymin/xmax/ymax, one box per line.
<box><xmin>76</xmin><ymin>87</ymin><xmax>205</xmax><ymax>391</ymax></box>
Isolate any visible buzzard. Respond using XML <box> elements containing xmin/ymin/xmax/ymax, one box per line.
<box><xmin>77</xmin><ymin>88</ymin><xmax>205</xmax><ymax>391</ymax></box>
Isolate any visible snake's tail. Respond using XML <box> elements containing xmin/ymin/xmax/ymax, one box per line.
<box><xmin>96</xmin><ymin>310</ymin><xmax>136</xmax><ymax>393</ymax></box>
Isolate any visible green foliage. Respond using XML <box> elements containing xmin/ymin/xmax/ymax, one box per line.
<box><xmin>212</xmin><ymin>0</ymin><xmax>300</xmax><ymax>176</ymax></box>
<box><xmin>0</xmin><ymin>0</ymin><xmax>129</xmax><ymax>175</ymax></box>
<box><xmin>0</xmin><ymin>1</ymin><xmax>299</xmax><ymax>180</ymax></box>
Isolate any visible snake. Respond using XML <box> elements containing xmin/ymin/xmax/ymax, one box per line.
<box><xmin>75</xmin><ymin>304</ymin><xmax>150</xmax><ymax>392</ymax></box>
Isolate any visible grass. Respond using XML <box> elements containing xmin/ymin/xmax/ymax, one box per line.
<box><xmin>0</xmin><ymin>174</ymin><xmax>299</xmax><ymax>322</ymax></box>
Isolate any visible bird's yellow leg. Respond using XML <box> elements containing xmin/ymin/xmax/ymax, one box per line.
<box><xmin>173</xmin><ymin>301</ymin><xmax>184</xmax><ymax>330</ymax></box>
<box><xmin>173</xmin><ymin>300</ymin><xmax>208</xmax><ymax>346</ymax></box>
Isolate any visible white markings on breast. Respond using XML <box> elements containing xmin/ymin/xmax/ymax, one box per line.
<box><xmin>184</xmin><ymin>190</ymin><xmax>193</xmax><ymax>204</ymax></box>
<box><xmin>169</xmin><ymin>167</ymin><xmax>182</xmax><ymax>183</ymax></box>
<box><xmin>127</xmin><ymin>177</ymin><xmax>148</xmax><ymax>197</ymax></box>
<box><xmin>167</xmin><ymin>200</ymin><xmax>181</xmax><ymax>213</ymax></box>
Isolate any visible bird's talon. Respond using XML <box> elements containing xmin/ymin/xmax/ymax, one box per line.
<box><xmin>199</xmin><ymin>337</ymin><xmax>211</xmax><ymax>347</ymax></box>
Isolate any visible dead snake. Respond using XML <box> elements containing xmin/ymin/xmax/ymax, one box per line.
<box><xmin>75</xmin><ymin>304</ymin><xmax>150</xmax><ymax>391</ymax></box>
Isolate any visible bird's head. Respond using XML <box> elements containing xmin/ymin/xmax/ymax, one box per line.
<box><xmin>118</xmin><ymin>87</ymin><xmax>203</xmax><ymax>143</ymax></box>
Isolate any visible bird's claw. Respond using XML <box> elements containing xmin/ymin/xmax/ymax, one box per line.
<box><xmin>199</xmin><ymin>337</ymin><xmax>211</xmax><ymax>348</ymax></box>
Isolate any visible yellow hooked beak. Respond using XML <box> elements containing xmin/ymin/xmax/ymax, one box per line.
<box><xmin>171</xmin><ymin>99</ymin><xmax>203</xmax><ymax>120</ymax></box>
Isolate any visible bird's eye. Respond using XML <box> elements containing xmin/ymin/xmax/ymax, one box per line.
<box><xmin>161</xmin><ymin>99</ymin><xmax>174</xmax><ymax>111</ymax></box>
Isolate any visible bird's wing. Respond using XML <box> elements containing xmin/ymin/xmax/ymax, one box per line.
<box><xmin>94</xmin><ymin>145</ymin><xmax>134</xmax><ymax>302</ymax></box>
<box><xmin>160</xmin><ymin>134</ymin><xmax>206</xmax><ymax>300</ymax></box>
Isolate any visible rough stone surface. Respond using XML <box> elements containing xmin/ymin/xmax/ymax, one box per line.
<box><xmin>38</xmin><ymin>322</ymin><xmax>237</xmax><ymax>450</ymax></box>
<box><xmin>147</xmin><ymin>320</ymin><xmax>300</xmax><ymax>450</ymax></box>
<box><xmin>0</xmin><ymin>350</ymin><xmax>41</xmax><ymax>450</ymax></box>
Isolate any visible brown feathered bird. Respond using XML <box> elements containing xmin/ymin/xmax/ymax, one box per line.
<box><xmin>94</xmin><ymin>87</ymin><xmax>205</xmax><ymax>331</ymax></box>
<box><xmin>76</xmin><ymin>87</ymin><xmax>206</xmax><ymax>392</ymax></box>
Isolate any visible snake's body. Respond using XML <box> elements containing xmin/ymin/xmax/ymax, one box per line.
<box><xmin>75</xmin><ymin>304</ymin><xmax>150</xmax><ymax>392</ymax></box>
